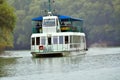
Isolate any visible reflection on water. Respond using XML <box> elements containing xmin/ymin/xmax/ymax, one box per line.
<box><xmin>0</xmin><ymin>47</ymin><xmax>120</xmax><ymax>80</ymax></box>
<box><xmin>31</xmin><ymin>54</ymin><xmax>86</xmax><ymax>73</ymax></box>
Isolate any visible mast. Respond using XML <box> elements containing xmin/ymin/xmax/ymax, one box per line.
<box><xmin>48</xmin><ymin>0</ymin><xmax>51</xmax><ymax>12</ymax></box>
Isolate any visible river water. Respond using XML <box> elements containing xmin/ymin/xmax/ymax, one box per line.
<box><xmin>0</xmin><ymin>47</ymin><xmax>120</xmax><ymax>80</ymax></box>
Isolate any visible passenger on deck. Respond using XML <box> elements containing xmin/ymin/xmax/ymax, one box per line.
<box><xmin>61</xmin><ymin>22</ymin><xmax>65</xmax><ymax>26</ymax></box>
<box><xmin>36</xmin><ymin>22</ymin><xmax>42</xmax><ymax>33</ymax></box>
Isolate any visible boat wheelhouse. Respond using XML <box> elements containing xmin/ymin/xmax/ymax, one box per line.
<box><xmin>31</xmin><ymin>0</ymin><xmax>87</xmax><ymax>57</ymax></box>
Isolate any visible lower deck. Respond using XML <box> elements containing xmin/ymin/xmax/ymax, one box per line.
<box><xmin>31</xmin><ymin>32</ymin><xmax>87</xmax><ymax>55</ymax></box>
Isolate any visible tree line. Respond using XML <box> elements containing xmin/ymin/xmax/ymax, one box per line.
<box><xmin>3</xmin><ymin>0</ymin><xmax>120</xmax><ymax>50</ymax></box>
<box><xmin>0</xmin><ymin>0</ymin><xmax>16</xmax><ymax>52</ymax></box>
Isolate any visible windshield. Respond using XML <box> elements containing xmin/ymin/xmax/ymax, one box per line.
<box><xmin>43</xmin><ymin>19</ymin><xmax>55</xmax><ymax>27</ymax></box>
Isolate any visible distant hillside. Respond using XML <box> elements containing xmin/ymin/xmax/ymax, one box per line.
<box><xmin>7</xmin><ymin>0</ymin><xmax>120</xmax><ymax>49</ymax></box>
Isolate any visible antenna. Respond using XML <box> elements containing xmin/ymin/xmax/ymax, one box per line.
<box><xmin>48</xmin><ymin>0</ymin><xmax>55</xmax><ymax>12</ymax></box>
<box><xmin>48</xmin><ymin>0</ymin><xmax>51</xmax><ymax>12</ymax></box>
<box><xmin>47</xmin><ymin>0</ymin><xmax>57</xmax><ymax>15</ymax></box>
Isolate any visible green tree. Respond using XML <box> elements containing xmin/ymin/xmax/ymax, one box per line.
<box><xmin>0</xmin><ymin>0</ymin><xmax>16</xmax><ymax>51</ymax></box>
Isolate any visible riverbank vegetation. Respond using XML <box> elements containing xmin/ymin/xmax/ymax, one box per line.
<box><xmin>6</xmin><ymin>0</ymin><xmax>120</xmax><ymax>49</ymax></box>
<box><xmin>0</xmin><ymin>0</ymin><xmax>16</xmax><ymax>52</ymax></box>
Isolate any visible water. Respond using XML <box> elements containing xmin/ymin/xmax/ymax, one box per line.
<box><xmin>0</xmin><ymin>47</ymin><xmax>120</xmax><ymax>80</ymax></box>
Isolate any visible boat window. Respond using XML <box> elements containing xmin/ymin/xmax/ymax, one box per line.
<box><xmin>70</xmin><ymin>36</ymin><xmax>72</xmax><ymax>43</ymax></box>
<box><xmin>83</xmin><ymin>36</ymin><xmax>85</xmax><ymax>43</ymax></box>
<box><xmin>59</xmin><ymin>36</ymin><xmax>63</xmax><ymax>44</ymax></box>
<box><xmin>53</xmin><ymin>36</ymin><xmax>58</xmax><ymax>44</ymax></box>
<box><xmin>65</xmin><ymin>36</ymin><xmax>68</xmax><ymax>44</ymax></box>
<box><xmin>48</xmin><ymin>37</ymin><xmax>51</xmax><ymax>45</ymax></box>
<box><xmin>36</xmin><ymin>37</ymin><xmax>40</xmax><ymax>45</ymax></box>
<box><xmin>41</xmin><ymin>37</ymin><xmax>46</xmax><ymax>45</ymax></box>
<box><xmin>32</xmin><ymin>38</ymin><xmax>35</xmax><ymax>45</ymax></box>
<box><xmin>43</xmin><ymin>19</ymin><xmax>55</xmax><ymax>27</ymax></box>
<box><xmin>72</xmin><ymin>36</ymin><xmax>80</xmax><ymax>43</ymax></box>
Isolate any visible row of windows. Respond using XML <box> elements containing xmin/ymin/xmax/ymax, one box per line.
<box><xmin>32</xmin><ymin>36</ymin><xmax>85</xmax><ymax>45</ymax></box>
<box><xmin>32</xmin><ymin>36</ymin><xmax>68</xmax><ymax>45</ymax></box>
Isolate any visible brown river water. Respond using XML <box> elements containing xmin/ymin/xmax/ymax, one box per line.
<box><xmin>0</xmin><ymin>47</ymin><xmax>120</xmax><ymax>80</ymax></box>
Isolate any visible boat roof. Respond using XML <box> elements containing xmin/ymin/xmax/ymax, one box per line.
<box><xmin>32</xmin><ymin>15</ymin><xmax>83</xmax><ymax>21</ymax></box>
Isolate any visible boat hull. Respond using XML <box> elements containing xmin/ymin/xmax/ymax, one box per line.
<box><xmin>31</xmin><ymin>50</ymin><xmax>87</xmax><ymax>58</ymax></box>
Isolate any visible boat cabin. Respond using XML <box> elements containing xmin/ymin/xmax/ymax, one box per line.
<box><xmin>31</xmin><ymin>33</ymin><xmax>86</xmax><ymax>53</ymax></box>
<box><xmin>31</xmin><ymin>14</ymin><xmax>87</xmax><ymax>55</ymax></box>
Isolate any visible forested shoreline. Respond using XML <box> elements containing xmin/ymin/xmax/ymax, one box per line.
<box><xmin>6</xmin><ymin>0</ymin><xmax>120</xmax><ymax>50</ymax></box>
<box><xmin>0</xmin><ymin>0</ymin><xmax>16</xmax><ymax>52</ymax></box>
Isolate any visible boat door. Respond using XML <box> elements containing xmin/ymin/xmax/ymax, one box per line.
<box><xmin>48</xmin><ymin>37</ymin><xmax>51</xmax><ymax>45</ymax></box>
<box><xmin>47</xmin><ymin>36</ymin><xmax>53</xmax><ymax>51</ymax></box>
<box><xmin>63</xmin><ymin>36</ymin><xmax>69</xmax><ymax>51</ymax></box>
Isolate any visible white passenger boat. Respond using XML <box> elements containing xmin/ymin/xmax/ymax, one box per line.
<box><xmin>31</xmin><ymin>0</ymin><xmax>88</xmax><ymax>57</ymax></box>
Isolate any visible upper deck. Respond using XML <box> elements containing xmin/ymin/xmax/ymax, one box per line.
<box><xmin>32</xmin><ymin>14</ymin><xmax>84</xmax><ymax>34</ymax></box>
